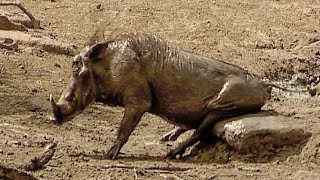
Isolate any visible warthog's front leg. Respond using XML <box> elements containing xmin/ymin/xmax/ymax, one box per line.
<box><xmin>106</xmin><ymin>81</ymin><xmax>151</xmax><ymax>160</ymax></box>
<box><xmin>106</xmin><ymin>107</ymin><xmax>146</xmax><ymax>160</ymax></box>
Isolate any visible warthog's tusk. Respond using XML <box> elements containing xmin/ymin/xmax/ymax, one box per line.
<box><xmin>49</xmin><ymin>93</ymin><xmax>59</xmax><ymax>122</ymax></box>
<box><xmin>50</xmin><ymin>93</ymin><xmax>58</xmax><ymax>112</ymax></box>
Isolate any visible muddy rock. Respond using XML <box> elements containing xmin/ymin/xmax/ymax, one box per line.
<box><xmin>212</xmin><ymin>111</ymin><xmax>311</xmax><ymax>153</ymax></box>
<box><xmin>0</xmin><ymin>38</ymin><xmax>18</xmax><ymax>50</ymax></box>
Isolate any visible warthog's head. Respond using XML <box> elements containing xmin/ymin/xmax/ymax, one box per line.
<box><xmin>50</xmin><ymin>42</ymin><xmax>109</xmax><ymax>124</ymax></box>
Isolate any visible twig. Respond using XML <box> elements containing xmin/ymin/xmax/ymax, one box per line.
<box><xmin>160</xmin><ymin>173</ymin><xmax>184</xmax><ymax>180</ymax></box>
<box><xmin>44</xmin><ymin>5</ymin><xmax>70</xmax><ymax>10</ymax></box>
<box><xmin>0</xmin><ymin>142</ymin><xmax>56</xmax><ymax>179</ymax></box>
<box><xmin>102</xmin><ymin>164</ymin><xmax>192</xmax><ymax>172</ymax></box>
<box><xmin>133</xmin><ymin>167</ymin><xmax>138</xmax><ymax>180</ymax></box>
<box><xmin>0</xmin><ymin>2</ymin><xmax>40</xmax><ymax>28</ymax></box>
<box><xmin>19</xmin><ymin>142</ymin><xmax>57</xmax><ymax>171</ymax></box>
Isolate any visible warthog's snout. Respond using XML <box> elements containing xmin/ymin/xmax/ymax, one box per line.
<box><xmin>49</xmin><ymin>93</ymin><xmax>82</xmax><ymax>124</ymax></box>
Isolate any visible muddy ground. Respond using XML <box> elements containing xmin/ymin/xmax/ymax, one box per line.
<box><xmin>1</xmin><ymin>0</ymin><xmax>320</xmax><ymax>179</ymax></box>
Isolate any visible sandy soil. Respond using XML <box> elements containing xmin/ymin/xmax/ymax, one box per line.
<box><xmin>1</xmin><ymin>0</ymin><xmax>320</xmax><ymax>179</ymax></box>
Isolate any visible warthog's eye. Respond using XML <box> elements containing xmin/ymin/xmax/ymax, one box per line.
<box><xmin>72</xmin><ymin>59</ymin><xmax>83</xmax><ymax>74</ymax></box>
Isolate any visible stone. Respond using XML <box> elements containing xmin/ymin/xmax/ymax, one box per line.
<box><xmin>212</xmin><ymin>111</ymin><xmax>312</xmax><ymax>153</ymax></box>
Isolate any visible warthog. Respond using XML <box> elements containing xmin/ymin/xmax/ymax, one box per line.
<box><xmin>50</xmin><ymin>32</ymin><xmax>270</xmax><ymax>159</ymax></box>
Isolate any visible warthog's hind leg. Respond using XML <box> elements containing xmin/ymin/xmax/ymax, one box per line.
<box><xmin>160</xmin><ymin>127</ymin><xmax>188</xmax><ymax>141</ymax></box>
<box><xmin>166</xmin><ymin>111</ymin><xmax>222</xmax><ymax>159</ymax></box>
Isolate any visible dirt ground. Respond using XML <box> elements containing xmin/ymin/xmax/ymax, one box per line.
<box><xmin>1</xmin><ymin>0</ymin><xmax>320</xmax><ymax>179</ymax></box>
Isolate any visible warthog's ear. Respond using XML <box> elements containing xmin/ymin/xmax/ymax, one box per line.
<box><xmin>87</xmin><ymin>42</ymin><xmax>109</xmax><ymax>62</ymax></box>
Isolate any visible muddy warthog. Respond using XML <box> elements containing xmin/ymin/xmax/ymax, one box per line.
<box><xmin>50</xmin><ymin>32</ymin><xmax>270</xmax><ymax>159</ymax></box>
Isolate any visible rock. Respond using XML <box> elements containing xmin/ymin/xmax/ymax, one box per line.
<box><xmin>7</xmin><ymin>140</ymin><xmax>21</xmax><ymax>147</ymax></box>
<box><xmin>254</xmin><ymin>31</ymin><xmax>275</xmax><ymax>49</ymax></box>
<box><xmin>290</xmin><ymin>73</ymin><xmax>308</xmax><ymax>86</ymax></box>
<box><xmin>54</xmin><ymin>63</ymin><xmax>61</xmax><ymax>68</ymax></box>
<box><xmin>0</xmin><ymin>30</ymin><xmax>76</xmax><ymax>55</ymax></box>
<box><xmin>0</xmin><ymin>15</ymin><xmax>28</xmax><ymax>31</ymax></box>
<box><xmin>18</xmin><ymin>64</ymin><xmax>25</xmax><ymax>70</ymax></box>
<box><xmin>0</xmin><ymin>38</ymin><xmax>18</xmax><ymax>50</ymax></box>
<box><xmin>315</xmin><ymin>51</ymin><xmax>320</xmax><ymax>60</ymax></box>
<box><xmin>96</xmin><ymin>4</ymin><xmax>102</xmax><ymax>10</ymax></box>
<box><xmin>212</xmin><ymin>111</ymin><xmax>312</xmax><ymax>153</ymax></box>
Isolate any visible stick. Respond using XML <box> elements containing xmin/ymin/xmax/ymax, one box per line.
<box><xmin>160</xmin><ymin>173</ymin><xmax>184</xmax><ymax>180</ymax></box>
<box><xmin>0</xmin><ymin>164</ymin><xmax>37</xmax><ymax>180</ymax></box>
<box><xmin>0</xmin><ymin>2</ymin><xmax>40</xmax><ymax>28</ymax></box>
<box><xmin>102</xmin><ymin>164</ymin><xmax>192</xmax><ymax>172</ymax></box>
<box><xmin>133</xmin><ymin>167</ymin><xmax>138</xmax><ymax>179</ymax></box>
<box><xmin>19</xmin><ymin>142</ymin><xmax>57</xmax><ymax>171</ymax></box>
<box><xmin>44</xmin><ymin>5</ymin><xmax>70</xmax><ymax>10</ymax></box>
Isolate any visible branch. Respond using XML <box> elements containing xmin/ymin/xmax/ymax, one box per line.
<box><xmin>19</xmin><ymin>142</ymin><xmax>57</xmax><ymax>171</ymax></box>
<box><xmin>0</xmin><ymin>2</ymin><xmax>40</xmax><ymax>28</ymax></box>
<box><xmin>0</xmin><ymin>142</ymin><xmax>56</xmax><ymax>179</ymax></box>
<box><xmin>102</xmin><ymin>164</ymin><xmax>192</xmax><ymax>172</ymax></box>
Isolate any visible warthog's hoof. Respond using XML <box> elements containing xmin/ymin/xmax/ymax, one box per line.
<box><xmin>166</xmin><ymin>149</ymin><xmax>184</xmax><ymax>159</ymax></box>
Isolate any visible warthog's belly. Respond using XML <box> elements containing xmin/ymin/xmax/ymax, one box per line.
<box><xmin>151</xmin><ymin>99</ymin><xmax>208</xmax><ymax>129</ymax></box>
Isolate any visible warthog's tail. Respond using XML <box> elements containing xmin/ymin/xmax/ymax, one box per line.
<box><xmin>263</xmin><ymin>81</ymin><xmax>308</xmax><ymax>93</ymax></box>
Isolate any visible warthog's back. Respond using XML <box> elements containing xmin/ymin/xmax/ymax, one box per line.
<box><xmin>113</xmin><ymin>32</ymin><xmax>249</xmax><ymax>92</ymax></box>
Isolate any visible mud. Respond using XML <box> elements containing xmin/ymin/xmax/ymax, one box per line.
<box><xmin>1</xmin><ymin>0</ymin><xmax>320</xmax><ymax>179</ymax></box>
